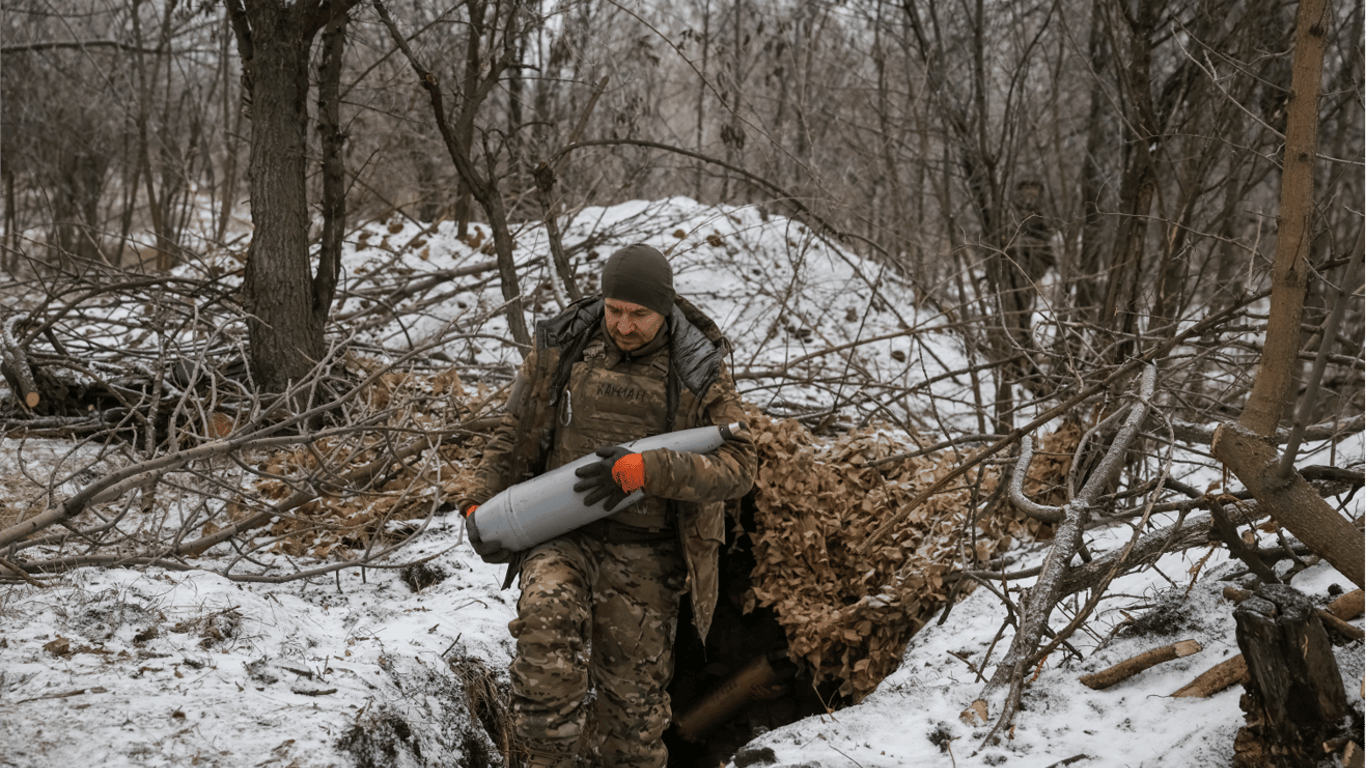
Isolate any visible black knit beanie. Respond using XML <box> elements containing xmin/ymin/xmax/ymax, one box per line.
<box><xmin>600</xmin><ymin>243</ymin><xmax>675</xmax><ymax>317</ymax></box>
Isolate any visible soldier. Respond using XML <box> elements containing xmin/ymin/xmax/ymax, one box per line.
<box><xmin>458</xmin><ymin>243</ymin><xmax>756</xmax><ymax>768</ymax></box>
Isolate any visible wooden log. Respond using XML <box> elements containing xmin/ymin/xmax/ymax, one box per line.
<box><xmin>1172</xmin><ymin>655</ymin><xmax>1249</xmax><ymax>698</ymax></box>
<box><xmin>1080</xmin><ymin>639</ymin><xmax>1202</xmax><ymax>690</ymax></box>
<box><xmin>1232</xmin><ymin>584</ymin><xmax>1349</xmax><ymax>768</ymax></box>
<box><xmin>1318</xmin><ymin>610</ymin><xmax>1365</xmax><ymax>641</ymax></box>
<box><xmin>1342</xmin><ymin>741</ymin><xmax>1363</xmax><ymax>768</ymax></box>
<box><xmin>1328</xmin><ymin>589</ymin><xmax>1364</xmax><ymax>620</ymax></box>
<box><xmin>1</xmin><ymin>314</ymin><xmax>41</xmax><ymax>409</ymax></box>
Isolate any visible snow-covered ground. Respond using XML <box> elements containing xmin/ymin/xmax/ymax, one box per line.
<box><xmin>1</xmin><ymin>198</ymin><xmax>1361</xmax><ymax>767</ymax></box>
<box><xmin>2</xmin><ymin>511</ymin><xmax>1359</xmax><ymax>768</ymax></box>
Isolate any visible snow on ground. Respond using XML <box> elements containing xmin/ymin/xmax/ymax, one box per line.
<box><xmin>744</xmin><ymin>538</ymin><xmax>1361</xmax><ymax>768</ymax></box>
<box><xmin>0</xmin><ymin>514</ymin><xmax>512</xmax><ymax>767</ymax></box>
<box><xmin>2</xmin><ymin>512</ymin><xmax>1360</xmax><ymax>768</ymax></box>
<box><xmin>1</xmin><ymin>198</ymin><xmax>1362</xmax><ymax>767</ymax></box>
<box><xmin>334</xmin><ymin>197</ymin><xmax>963</xmax><ymax>432</ymax></box>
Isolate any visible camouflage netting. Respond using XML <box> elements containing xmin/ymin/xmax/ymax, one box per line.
<box><xmin>742</xmin><ymin>409</ymin><xmax>1076</xmax><ymax>702</ymax></box>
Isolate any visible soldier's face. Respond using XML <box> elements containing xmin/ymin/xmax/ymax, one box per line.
<box><xmin>605</xmin><ymin>298</ymin><xmax>665</xmax><ymax>351</ymax></box>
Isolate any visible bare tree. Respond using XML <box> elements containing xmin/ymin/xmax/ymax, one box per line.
<box><xmin>224</xmin><ymin>0</ymin><xmax>360</xmax><ymax>393</ymax></box>
<box><xmin>1212</xmin><ymin>0</ymin><xmax>1364</xmax><ymax>590</ymax></box>
<box><xmin>372</xmin><ymin>0</ymin><xmax>535</xmax><ymax>350</ymax></box>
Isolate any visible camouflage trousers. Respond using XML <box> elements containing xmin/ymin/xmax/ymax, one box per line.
<box><xmin>508</xmin><ymin>529</ymin><xmax>685</xmax><ymax>768</ymax></box>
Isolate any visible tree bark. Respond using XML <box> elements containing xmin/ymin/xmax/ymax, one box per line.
<box><xmin>1172</xmin><ymin>655</ymin><xmax>1250</xmax><ymax>698</ymax></box>
<box><xmin>1213</xmin><ymin>423</ymin><xmax>1364</xmax><ymax>589</ymax></box>
<box><xmin>1232</xmin><ymin>584</ymin><xmax>1348</xmax><ymax>768</ymax></box>
<box><xmin>1239</xmin><ymin>0</ymin><xmax>1331</xmax><ymax>436</ymax></box>
<box><xmin>234</xmin><ymin>0</ymin><xmax>326</xmax><ymax>392</ymax></box>
<box><xmin>314</xmin><ymin>7</ymin><xmax>348</xmax><ymax>316</ymax></box>
<box><xmin>1080</xmin><ymin>639</ymin><xmax>1202</xmax><ymax>690</ymax></box>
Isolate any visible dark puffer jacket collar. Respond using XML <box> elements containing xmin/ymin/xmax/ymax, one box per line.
<box><xmin>537</xmin><ymin>295</ymin><xmax>730</xmax><ymax>406</ymax></box>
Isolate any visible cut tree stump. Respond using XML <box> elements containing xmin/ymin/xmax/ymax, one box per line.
<box><xmin>1232</xmin><ymin>584</ymin><xmax>1349</xmax><ymax>768</ymax></box>
<box><xmin>1225</xmin><ymin>585</ymin><xmax>1366</xmax><ymax>641</ymax></box>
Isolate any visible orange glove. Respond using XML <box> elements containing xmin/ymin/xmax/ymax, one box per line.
<box><xmin>464</xmin><ymin>504</ymin><xmax>478</xmax><ymax>517</ymax></box>
<box><xmin>610</xmin><ymin>453</ymin><xmax>646</xmax><ymax>493</ymax></box>
<box><xmin>573</xmin><ymin>446</ymin><xmax>646</xmax><ymax>510</ymax></box>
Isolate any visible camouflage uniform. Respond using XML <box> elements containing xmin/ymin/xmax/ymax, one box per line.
<box><xmin>467</xmin><ymin>295</ymin><xmax>755</xmax><ymax>767</ymax></box>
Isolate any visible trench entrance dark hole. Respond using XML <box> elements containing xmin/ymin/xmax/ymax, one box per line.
<box><xmin>664</xmin><ymin>494</ymin><xmax>849</xmax><ymax>768</ymax></box>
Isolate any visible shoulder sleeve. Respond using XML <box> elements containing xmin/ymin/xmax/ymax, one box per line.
<box><xmin>640</xmin><ymin>363</ymin><xmax>755</xmax><ymax>502</ymax></box>
<box><xmin>470</xmin><ymin>349</ymin><xmax>543</xmax><ymax>504</ymax></box>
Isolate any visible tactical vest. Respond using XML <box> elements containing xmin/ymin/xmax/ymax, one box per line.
<box><xmin>546</xmin><ymin>334</ymin><xmax>673</xmax><ymax>531</ymax></box>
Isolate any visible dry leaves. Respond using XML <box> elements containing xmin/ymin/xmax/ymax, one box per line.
<box><xmin>249</xmin><ymin>363</ymin><xmax>486</xmax><ymax>557</ymax></box>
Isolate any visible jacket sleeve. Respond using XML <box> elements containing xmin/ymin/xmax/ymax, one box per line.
<box><xmin>464</xmin><ymin>349</ymin><xmax>543</xmax><ymax>509</ymax></box>
<box><xmin>639</xmin><ymin>363</ymin><xmax>755</xmax><ymax>503</ymax></box>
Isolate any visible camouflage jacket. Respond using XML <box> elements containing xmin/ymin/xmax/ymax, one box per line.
<box><xmin>468</xmin><ymin>295</ymin><xmax>756</xmax><ymax>642</ymax></box>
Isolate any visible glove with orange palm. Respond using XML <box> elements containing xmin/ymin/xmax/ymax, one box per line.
<box><xmin>573</xmin><ymin>446</ymin><xmax>645</xmax><ymax>512</ymax></box>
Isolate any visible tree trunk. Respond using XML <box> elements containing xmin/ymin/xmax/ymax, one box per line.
<box><xmin>315</xmin><ymin>8</ymin><xmax>348</xmax><ymax>316</ymax></box>
<box><xmin>238</xmin><ymin>0</ymin><xmax>327</xmax><ymax>392</ymax></box>
<box><xmin>1239</xmin><ymin>0</ymin><xmax>1331</xmax><ymax>437</ymax></box>
<box><xmin>1210</xmin><ymin>0</ymin><xmax>1363</xmax><ymax>590</ymax></box>
<box><xmin>1097</xmin><ymin>0</ymin><xmax>1159</xmax><ymax>353</ymax></box>
<box><xmin>1211</xmin><ymin>423</ymin><xmax>1364</xmax><ymax>589</ymax></box>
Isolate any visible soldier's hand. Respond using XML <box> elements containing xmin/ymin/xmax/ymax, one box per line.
<box><xmin>573</xmin><ymin>445</ymin><xmax>645</xmax><ymax>512</ymax></box>
<box><xmin>464</xmin><ymin>505</ymin><xmax>514</xmax><ymax>564</ymax></box>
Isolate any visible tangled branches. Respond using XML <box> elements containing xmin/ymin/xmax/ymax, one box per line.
<box><xmin>0</xmin><ymin>260</ymin><xmax>510</xmax><ymax>585</ymax></box>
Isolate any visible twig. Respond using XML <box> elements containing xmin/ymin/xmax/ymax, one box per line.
<box><xmin>1041</xmin><ymin>755</ymin><xmax>1091</xmax><ymax>768</ymax></box>
<box><xmin>0</xmin><ymin>555</ymin><xmax>47</xmax><ymax>587</ymax></box>
<box><xmin>864</xmin><ymin>294</ymin><xmax>1262</xmax><ymax>551</ymax></box>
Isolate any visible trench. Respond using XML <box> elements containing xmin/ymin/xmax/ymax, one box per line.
<box><xmin>663</xmin><ymin>495</ymin><xmax>850</xmax><ymax>768</ymax></box>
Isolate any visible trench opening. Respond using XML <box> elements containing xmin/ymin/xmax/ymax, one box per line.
<box><xmin>665</xmin><ymin>495</ymin><xmax>851</xmax><ymax>768</ymax></box>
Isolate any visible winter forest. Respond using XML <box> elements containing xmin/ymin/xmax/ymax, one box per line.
<box><xmin>1</xmin><ymin>0</ymin><xmax>1363</xmax><ymax>767</ymax></box>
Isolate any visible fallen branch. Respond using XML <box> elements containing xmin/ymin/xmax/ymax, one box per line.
<box><xmin>1080</xmin><ymin>639</ymin><xmax>1202</xmax><ymax>690</ymax></box>
<box><xmin>1059</xmin><ymin>510</ymin><xmax>1237</xmax><ymax>598</ymax></box>
<box><xmin>1327</xmin><ymin>588</ymin><xmax>1364</xmax><ymax>620</ymax></box>
<box><xmin>968</xmin><ymin>365</ymin><xmax>1157</xmax><ymax>741</ymax></box>
<box><xmin>1171</xmin><ymin>655</ymin><xmax>1250</xmax><ymax>698</ymax></box>
<box><xmin>1315</xmin><ymin>609</ymin><xmax>1365</xmax><ymax>641</ymax></box>
<box><xmin>2</xmin><ymin>313</ymin><xmax>41</xmax><ymax>409</ymax></box>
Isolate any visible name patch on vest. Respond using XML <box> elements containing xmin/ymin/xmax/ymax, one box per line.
<box><xmin>595</xmin><ymin>381</ymin><xmax>654</xmax><ymax>404</ymax></box>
